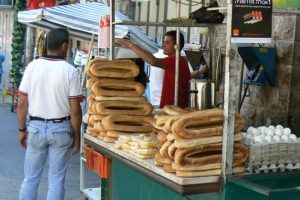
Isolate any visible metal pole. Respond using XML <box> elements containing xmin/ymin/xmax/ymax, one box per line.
<box><xmin>80</xmin><ymin>34</ymin><xmax>95</xmax><ymax>92</ymax></box>
<box><xmin>110</xmin><ymin>0</ymin><xmax>115</xmax><ymax>60</ymax></box>
<box><xmin>24</xmin><ymin>26</ymin><xmax>35</xmax><ymax>65</ymax></box>
<box><xmin>174</xmin><ymin>0</ymin><xmax>180</xmax><ymax>106</ymax></box>
<box><xmin>238</xmin><ymin>62</ymin><xmax>245</xmax><ymax>112</ymax></box>
<box><xmin>221</xmin><ymin>0</ymin><xmax>235</xmax><ymax>183</ymax></box>
<box><xmin>162</xmin><ymin>0</ymin><xmax>168</xmax><ymax>40</ymax></box>
<box><xmin>155</xmin><ymin>0</ymin><xmax>160</xmax><ymax>43</ymax></box>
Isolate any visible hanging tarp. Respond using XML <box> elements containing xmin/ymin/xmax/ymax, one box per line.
<box><xmin>17</xmin><ymin>2</ymin><xmax>159</xmax><ymax>53</ymax></box>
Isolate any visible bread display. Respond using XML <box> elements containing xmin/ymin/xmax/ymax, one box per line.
<box><xmin>84</xmin><ymin>58</ymin><xmax>154</xmax><ymax>149</ymax></box>
<box><xmin>152</xmin><ymin>105</ymin><xmax>249</xmax><ymax>177</ymax></box>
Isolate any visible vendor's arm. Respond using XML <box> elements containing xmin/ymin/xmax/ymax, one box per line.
<box><xmin>69</xmin><ymin>98</ymin><xmax>82</xmax><ymax>154</ymax></box>
<box><xmin>116</xmin><ymin>39</ymin><xmax>165</xmax><ymax>69</ymax></box>
<box><xmin>17</xmin><ymin>93</ymin><xmax>28</xmax><ymax>148</ymax></box>
<box><xmin>190</xmin><ymin>64</ymin><xmax>209</xmax><ymax>78</ymax></box>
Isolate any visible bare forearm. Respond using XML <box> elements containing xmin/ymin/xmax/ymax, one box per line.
<box><xmin>17</xmin><ymin>96</ymin><xmax>28</xmax><ymax>129</ymax></box>
<box><xmin>70</xmin><ymin>108</ymin><xmax>82</xmax><ymax>141</ymax></box>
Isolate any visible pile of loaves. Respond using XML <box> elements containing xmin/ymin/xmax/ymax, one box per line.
<box><xmin>84</xmin><ymin>58</ymin><xmax>154</xmax><ymax>145</ymax></box>
<box><xmin>153</xmin><ymin>105</ymin><xmax>249</xmax><ymax>177</ymax></box>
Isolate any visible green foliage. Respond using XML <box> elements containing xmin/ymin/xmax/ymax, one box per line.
<box><xmin>10</xmin><ymin>0</ymin><xmax>27</xmax><ymax>87</ymax></box>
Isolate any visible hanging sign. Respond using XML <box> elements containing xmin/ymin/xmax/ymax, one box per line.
<box><xmin>231</xmin><ymin>0</ymin><xmax>272</xmax><ymax>43</ymax></box>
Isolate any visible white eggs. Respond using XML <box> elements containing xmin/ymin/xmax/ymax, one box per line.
<box><xmin>274</xmin><ymin>128</ymin><xmax>282</xmax><ymax>136</ymax></box>
<box><xmin>283</xmin><ymin>128</ymin><xmax>291</xmax><ymax>136</ymax></box>
<box><xmin>289</xmin><ymin>134</ymin><xmax>297</xmax><ymax>143</ymax></box>
<box><xmin>265</xmin><ymin>128</ymin><xmax>274</xmax><ymax>136</ymax></box>
<box><xmin>264</xmin><ymin>135</ymin><xmax>272</xmax><ymax>144</ymax></box>
<box><xmin>251</xmin><ymin>128</ymin><xmax>260</xmax><ymax>136</ymax></box>
<box><xmin>272</xmin><ymin>135</ymin><xmax>281</xmax><ymax>143</ymax></box>
<box><xmin>276</xmin><ymin>125</ymin><xmax>284</xmax><ymax>130</ymax></box>
<box><xmin>268</xmin><ymin>125</ymin><xmax>276</xmax><ymax>130</ymax></box>
<box><xmin>247</xmin><ymin>126</ymin><xmax>254</xmax><ymax>134</ymax></box>
<box><xmin>281</xmin><ymin>135</ymin><xmax>289</xmax><ymax>142</ymax></box>
<box><xmin>254</xmin><ymin>136</ymin><xmax>263</xmax><ymax>144</ymax></box>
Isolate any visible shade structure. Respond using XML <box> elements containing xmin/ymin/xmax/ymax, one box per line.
<box><xmin>18</xmin><ymin>2</ymin><xmax>159</xmax><ymax>54</ymax></box>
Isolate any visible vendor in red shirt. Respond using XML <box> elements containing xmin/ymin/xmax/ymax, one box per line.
<box><xmin>116</xmin><ymin>31</ymin><xmax>191</xmax><ymax>108</ymax></box>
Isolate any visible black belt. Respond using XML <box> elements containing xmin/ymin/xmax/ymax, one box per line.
<box><xmin>29</xmin><ymin>116</ymin><xmax>71</xmax><ymax>123</ymax></box>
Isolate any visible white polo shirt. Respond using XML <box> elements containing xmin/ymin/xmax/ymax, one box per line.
<box><xmin>19</xmin><ymin>56</ymin><xmax>82</xmax><ymax>119</ymax></box>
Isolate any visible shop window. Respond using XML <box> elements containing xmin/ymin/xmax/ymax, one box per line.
<box><xmin>0</xmin><ymin>0</ymin><xmax>14</xmax><ymax>8</ymax></box>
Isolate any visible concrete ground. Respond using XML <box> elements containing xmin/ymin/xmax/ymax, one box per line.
<box><xmin>0</xmin><ymin>93</ymin><xmax>99</xmax><ymax>200</ymax></box>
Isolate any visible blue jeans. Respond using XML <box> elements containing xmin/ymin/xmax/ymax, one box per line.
<box><xmin>20</xmin><ymin>120</ymin><xmax>73</xmax><ymax>200</ymax></box>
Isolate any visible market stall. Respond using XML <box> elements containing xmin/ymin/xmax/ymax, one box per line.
<box><xmin>18</xmin><ymin>1</ymin><xmax>300</xmax><ymax>200</ymax></box>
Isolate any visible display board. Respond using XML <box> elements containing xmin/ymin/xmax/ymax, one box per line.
<box><xmin>231</xmin><ymin>0</ymin><xmax>272</xmax><ymax>43</ymax></box>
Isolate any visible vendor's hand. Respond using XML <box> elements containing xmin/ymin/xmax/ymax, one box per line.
<box><xmin>115</xmin><ymin>38</ymin><xmax>132</xmax><ymax>48</ymax></box>
<box><xmin>19</xmin><ymin>131</ymin><xmax>27</xmax><ymax>148</ymax></box>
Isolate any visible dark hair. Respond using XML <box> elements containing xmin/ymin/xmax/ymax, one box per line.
<box><xmin>164</xmin><ymin>30</ymin><xmax>185</xmax><ymax>51</ymax></box>
<box><xmin>46</xmin><ymin>28</ymin><xmax>69</xmax><ymax>51</ymax></box>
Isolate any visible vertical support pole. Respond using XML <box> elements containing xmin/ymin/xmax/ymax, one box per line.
<box><xmin>24</xmin><ymin>26</ymin><xmax>35</xmax><ymax>65</ymax></box>
<box><xmin>110</xmin><ymin>0</ymin><xmax>115</xmax><ymax>60</ymax></box>
<box><xmin>174</xmin><ymin>0</ymin><xmax>180</xmax><ymax>106</ymax></box>
<box><xmin>221</xmin><ymin>0</ymin><xmax>235</xmax><ymax>184</ymax></box>
<box><xmin>162</xmin><ymin>0</ymin><xmax>168</xmax><ymax>40</ymax></box>
<box><xmin>146</xmin><ymin>1</ymin><xmax>150</xmax><ymax>35</ymax></box>
<box><xmin>155</xmin><ymin>0</ymin><xmax>160</xmax><ymax>43</ymax></box>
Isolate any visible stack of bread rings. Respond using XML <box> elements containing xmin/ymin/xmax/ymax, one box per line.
<box><xmin>152</xmin><ymin>105</ymin><xmax>249</xmax><ymax>177</ymax></box>
<box><xmin>84</xmin><ymin>58</ymin><xmax>155</xmax><ymax>145</ymax></box>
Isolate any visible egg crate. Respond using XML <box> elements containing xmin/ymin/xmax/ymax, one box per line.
<box><xmin>247</xmin><ymin>143</ymin><xmax>300</xmax><ymax>171</ymax></box>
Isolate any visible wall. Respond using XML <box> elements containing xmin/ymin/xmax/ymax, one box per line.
<box><xmin>0</xmin><ymin>9</ymin><xmax>14</xmax><ymax>89</ymax></box>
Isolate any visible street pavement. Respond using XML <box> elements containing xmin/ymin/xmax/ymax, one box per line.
<box><xmin>0</xmin><ymin>94</ymin><xmax>99</xmax><ymax>200</ymax></box>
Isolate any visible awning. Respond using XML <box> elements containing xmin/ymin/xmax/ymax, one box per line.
<box><xmin>18</xmin><ymin>2</ymin><xmax>159</xmax><ymax>54</ymax></box>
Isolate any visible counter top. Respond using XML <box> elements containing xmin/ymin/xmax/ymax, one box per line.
<box><xmin>84</xmin><ymin>134</ymin><xmax>220</xmax><ymax>195</ymax></box>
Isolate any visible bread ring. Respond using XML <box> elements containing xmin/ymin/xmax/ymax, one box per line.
<box><xmin>154</xmin><ymin>110</ymin><xmax>168</xmax><ymax>120</ymax></box>
<box><xmin>103</xmin><ymin>136</ymin><xmax>117</xmax><ymax>143</ymax></box>
<box><xmin>92</xmin><ymin>79</ymin><xmax>144</xmax><ymax>97</ymax></box>
<box><xmin>167</xmin><ymin>143</ymin><xmax>177</xmax><ymax>159</ymax></box>
<box><xmin>86</xmin><ymin>78</ymin><xmax>98</xmax><ymax>90</ymax></box>
<box><xmin>96</xmin><ymin>101</ymin><xmax>153</xmax><ymax>116</ymax></box>
<box><xmin>176</xmin><ymin>166</ymin><xmax>246</xmax><ymax>177</ymax></box>
<box><xmin>97</xmin><ymin>134</ymin><xmax>104</xmax><ymax>140</ymax></box>
<box><xmin>174</xmin><ymin>143</ymin><xmax>249</xmax><ymax>166</ymax></box>
<box><xmin>159</xmin><ymin>141</ymin><xmax>172</xmax><ymax>157</ymax></box>
<box><xmin>172</xmin><ymin>110</ymin><xmax>244</xmax><ymax>139</ymax></box>
<box><xmin>163</xmin><ymin>105</ymin><xmax>189</xmax><ymax>115</ymax></box>
<box><xmin>157</xmin><ymin>131</ymin><xmax>167</xmax><ymax>143</ymax></box>
<box><xmin>154</xmin><ymin>153</ymin><xmax>173</xmax><ymax>165</ymax></box>
<box><xmin>94</xmin><ymin>121</ymin><xmax>105</xmax><ymax>132</ymax></box>
<box><xmin>88</xmin><ymin>59</ymin><xmax>139</xmax><ymax>78</ymax></box>
<box><xmin>174</xmin><ymin>133</ymin><xmax>242</xmax><ymax>148</ymax></box>
<box><xmin>163</xmin><ymin>164</ymin><xmax>176</xmax><ymax>173</ymax></box>
<box><xmin>95</xmin><ymin>96</ymin><xmax>146</xmax><ymax>102</ymax></box>
<box><xmin>102</xmin><ymin>115</ymin><xmax>153</xmax><ymax>133</ymax></box>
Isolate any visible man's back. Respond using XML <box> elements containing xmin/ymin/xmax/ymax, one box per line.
<box><xmin>19</xmin><ymin>56</ymin><xmax>80</xmax><ymax>119</ymax></box>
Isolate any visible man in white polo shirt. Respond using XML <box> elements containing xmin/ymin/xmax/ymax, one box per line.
<box><xmin>17</xmin><ymin>28</ymin><xmax>82</xmax><ymax>200</ymax></box>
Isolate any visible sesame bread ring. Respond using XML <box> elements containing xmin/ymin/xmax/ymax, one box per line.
<box><xmin>95</xmin><ymin>96</ymin><xmax>147</xmax><ymax>102</ymax></box>
<box><xmin>92</xmin><ymin>79</ymin><xmax>144</xmax><ymax>97</ymax></box>
<box><xmin>163</xmin><ymin>105</ymin><xmax>189</xmax><ymax>116</ymax></box>
<box><xmin>96</xmin><ymin>100</ymin><xmax>153</xmax><ymax>116</ymax></box>
<box><xmin>88</xmin><ymin>59</ymin><xmax>139</xmax><ymax>78</ymax></box>
<box><xmin>102</xmin><ymin>115</ymin><xmax>153</xmax><ymax>133</ymax></box>
<box><xmin>172</xmin><ymin>110</ymin><xmax>244</xmax><ymax>139</ymax></box>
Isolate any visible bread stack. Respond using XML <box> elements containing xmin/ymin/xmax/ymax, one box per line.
<box><xmin>115</xmin><ymin>134</ymin><xmax>158</xmax><ymax>159</ymax></box>
<box><xmin>153</xmin><ymin>105</ymin><xmax>249</xmax><ymax>177</ymax></box>
<box><xmin>85</xmin><ymin>58</ymin><xmax>154</xmax><ymax>143</ymax></box>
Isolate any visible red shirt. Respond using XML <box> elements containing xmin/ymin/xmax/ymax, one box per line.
<box><xmin>160</xmin><ymin>55</ymin><xmax>191</xmax><ymax>108</ymax></box>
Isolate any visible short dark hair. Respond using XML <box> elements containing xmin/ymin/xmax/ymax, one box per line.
<box><xmin>46</xmin><ymin>28</ymin><xmax>69</xmax><ymax>51</ymax></box>
<box><xmin>164</xmin><ymin>30</ymin><xmax>185</xmax><ymax>51</ymax></box>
